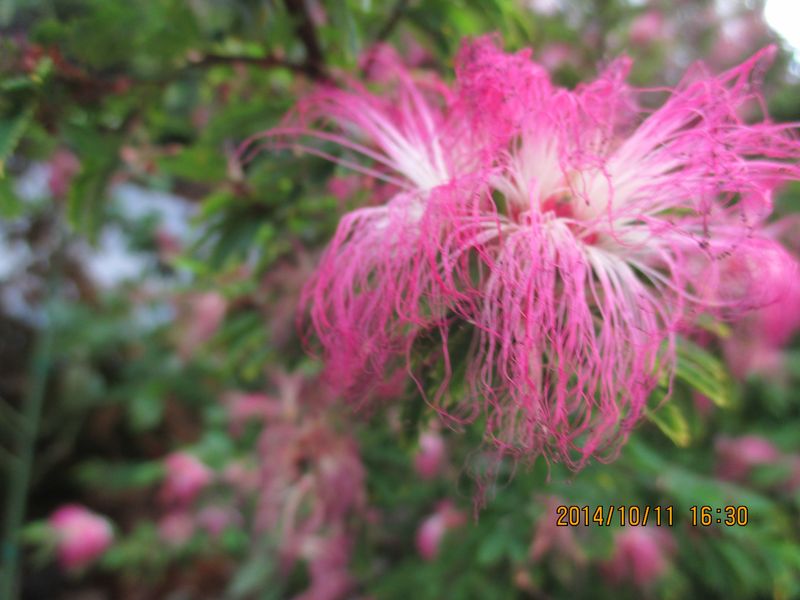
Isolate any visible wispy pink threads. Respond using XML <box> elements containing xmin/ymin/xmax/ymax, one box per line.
<box><xmin>722</xmin><ymin>217</ymin><xmax>800</xmax><ymax>377</ymax></box>
<box><xmin>453</xmin><ymin>41</ymin><xmax>800</xmax><ymax>467</ymax></box>
<box><xmin>252</xmin><ymin>37</ymin><xmax>800</xmax><ymax>468</ymax></box>
<box><xmin>248</xmin><ymin>371</ymin><xmax>366</xmax><ymax>599</ymax></box>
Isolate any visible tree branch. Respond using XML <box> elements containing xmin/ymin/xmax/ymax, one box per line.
<box><xmin>374</xmin><ymin>0</ymin><xmax>410</xmax><ymax>44</ymax></box>
<box><xmin>282</xmin><ymin>0</ymin><xmax>328</xmax><ymax>81</ymax></box>
<box><xmin>189</xmin><ymin>53</ymin><xmax>310</xmax><ymax>75</ymax></box>
<box><xmin>361</xmin><ymin>0</ymin><xmax>410</xmax><ymax>76</ymax></box>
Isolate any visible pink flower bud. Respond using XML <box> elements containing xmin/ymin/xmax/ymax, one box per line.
<box><xmin>415</xmin><ymin>501</ymin><xmax>465</xmax><ymax>561</ymax></box>
<box><xmin>414</xmin><ymin>431</ymin><xmax>446</xmax><ymax>480</ymax></box>
<box><xmin>711</xmin><ymin>14</ymin><xmax>771</xmax><ymax>68</ymax></box>
<box><xmin>157</xmin><ymin>512</ymin><xmax>195</xmax><ymax>546</ymax></box>
<box><xmin>415</xmin><ymin>513</ymin><xmax>446</xmax><ymax>561</ymax></box>
<box><xmin>307</xmin><ymin>0</ymin><xmax>327</xmax><ymax>27</ymax></box>
<box><xmin>604</xmin><ymin>527</ymin><xmax>673</xmax><ymax>587</ymax></box>
<box><xmin>692</xmin><ymin>392</ymin><xmax>715</xmax><ymax>418</ymax></box>
<box><xmin>47</xmin><ymin>149</ymin><xmax>80</xmax><ymax>198</ymax></box>
<box><xmin>155</xmin><ymin>227</ymin><xmax>182</xmax><ymax>262</ymax></box>
<box><xmin>629</xmin><ymin>11</ymin><xmax>667</xmax><ymax>46</ymax></box>
<box><xmin>222</xmin><ymin>461</ymin><xmax>260</xmax><ymax>494</ymax></box>
<box><xmin>196</xmin><ymin>506</ymin><xmax>242</xmax><ymax>538</ymax></box>
<box><xmin>160</xmin><ymin>452</ymin><xmax>213</xmax><ymax>506</ymax></box>
<box><xmin>225</xmin><ymin>391</ymin><xmax>280</xmax><ymax>436</ymax></box>
<box><xmin>178</xmin><ymin>292</ymin><xmax>227</xmax><ymax>357</ymax></box>
<box><xmin>715</xmin><ymin>435</ymin><xmax>781</xmax><ymax>482</ymax></box>
<box><xmin>49</xmin><ymin>505</ymin><xmax>113</xmax><ymax>571</ymax></box>
<box><xmin>785</xmin><ymin>455</ymin><xmax>800</xmax><ymax>493</ymax></box>
<box><xmin>538</xmin><ymin>43</ymin><xmax>577</xmax><ymax>71</ymax></box>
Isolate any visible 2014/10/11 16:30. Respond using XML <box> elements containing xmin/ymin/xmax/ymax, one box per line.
<box><xmin>555</xmin><ymin>505</ymin><xmax>750</xmax><ymax>527</ymax></box>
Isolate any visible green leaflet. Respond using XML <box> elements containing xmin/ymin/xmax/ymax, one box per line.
<box><xmin>674</xmin><ymin>337</ymin><xmax>734</xmax><ymax>408</ymax></box>
<box><xmin>0</xmin><ymin>104</ymin><xmax>34</xmax><ymax>177</ymax></box>
<box><xmin>646</xmin><ymin>336</ymin><xmax>734</xmax><ymax>446</ymax></box>
<box><xmin>647</xmin><ymin>401</ymin><xmax>691</xmax><ymax>447</ymax></box>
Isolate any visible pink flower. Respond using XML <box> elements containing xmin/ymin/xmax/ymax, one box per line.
<box><xmin>715</xmin><ymin>435</ymin><xmax>781</xmax><ymax>482</ymax></box>
<box><xmin>711</xmin><ymin>13</ymin><xmax>772</xmax><ymax>68</ymax></box>
<box><xmin>415</xmin><ymin>501</ymin><xmax>465</xmax><ymax>561</ymax></box>
<box><xmin>326</xmin><ymin>175</ymin><xmax>361</xmax><ymax>203</ymax></box>
<box><xmin>49</xmin><ymin>505</ymin><xmax>113</xmax><ymax>571</ymax></box>
<box><xmin>197</xmin><ymin>505</ymin><xmax>243</xmax><ymax>538</ymax></box>
<box><xmin>177</xmin><ymin>292</ymin><xmax>227</xmax><ymax>357</ymax></box>
<box><xmin>160</xmin><ymin>451</ymin><xmax>213</xmax><ymax>506</ymax></box>
<box><xmin>692</xmin><ymin>392</ymin><xmax>716</xmax><ymax>418</ymax></box>
<box><xmin>538</xmin><ymin>43</ymin><xmax>578</xmax><ymax>71</ymax></box>
<box><xmin>47</xmin><ymin>148</ymin><xmax>80</xmax><ymax>198</ymax></box>
<box><xmin>222</xmin><ymin>460</ymin><xmax>260</xmax><ymax>494</ymax></box>
<box><xmin>413</xmin><ymin>430</ymin><xmax>446</xmax><ymax>480</ymax></box>
<box><xmin>307</xmin><ymin>0</ymin><xmax>327</xmax><ymax>27</ymax></box>
<box><xmin>244</xmin><ymin>48</ymin><xmax>483</xmax><ymax>399</ymax></box>
<box><xmin>785</xmin><ymin>455</ymin><xmax>800</xmax><ymax>493</ymax></box>
<box><xmin>293</xmin><ymin>533</ymin><xmax>354</xmax><ymax>600</ymax></box>
<box><xmin>723</xmin><ymin>222</ymin><xmax>800</xmax><ymax>378</ymax></box>
<box><xmin>604</xmin><ymin>527</ymin><xmax>674</xmax><ymax>588</ymax></box>
<box><xmin>359</xmin><ymin>42</ymin><xmax>430</xmax><ymax>82</ymax></box>
<box><xmin>158</xmin><ymin>511</ymin><xmax>195</xmax><ymax>546</ymax></box>
<box><xmin>250</xmin><ymin>371</ymin><xmax>366</xmax><ymax>591</ymax></box>
<box><xmin>155</xmin><ymin>227</ymin><xmax>181</xmax><ymax>262</ymax></box>
<box><xmin>460</xmin><ymin>41</ymin><xmax>798</xmax><ymax>466</ymax></box>
<box><xmin>224</xmin><ymin>391</ymin><xmax>281</xmax><ymax>436</ymax></box>
<box><xmin>629</xmin><ymin>11</ymin><xmax>669</xmax><ymax>46</ymax></box>
<box><xmin>253</xmin><ymin>37</ymin><xmax>800</xmax><ymax>468</ymax></box>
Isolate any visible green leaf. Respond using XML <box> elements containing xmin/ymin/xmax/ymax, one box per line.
<box><xmin>0</xmin><ymin>104</ymin><xmax>34</xmax><ymax>176</ymax></box>
<box><xmin>674</xmin><ymin>337</ymin><xmax>734</xmax><ymax>408</ymax></box>
<box><xmin>0</xmin><ymin>177</ymin><xmax>23</xmax><ymax>217</ymax></box>
<box><xmin>67</xmin><ymin>156</ymin><xmax>117</xmax><ymax>242</ymax></box>
<box><xmin>75</xmin><ymin>460</ymin><xmax>164</xmax><ymax>490</ymax></box>
<box><xmin>646</xmin><ymin>402</ymin><xmax>691</xmax><ymax>447</ymax></box>
<box><xmin>128</xmin><ymin>386</ymin><xmax>166</xmax><ymax>431</ymax></box>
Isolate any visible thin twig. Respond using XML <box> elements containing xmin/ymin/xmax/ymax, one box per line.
<box><xmin>374</xmin><ymin>0</ymin><xmax>410</xmax><ymax>44</ymax></box>
<box><xmin>282</xmin><ymin>0</ymin><xmax>328</xmax><ymax>81</ymax></box>
<box><xmin>189</xmin><ymin>53</ymin><xmax>309</xmax><ymax>75</ymax></box>
<box><xmin>361</xmin><ymin>0</ymin><xmax>410</xmax><ymax>76</ymax></box>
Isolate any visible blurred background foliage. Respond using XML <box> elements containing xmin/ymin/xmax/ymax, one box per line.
<box><xmin>0</xmin><ymin>0</ymin><xmax>799</xmax><ymax>598</ymax></box>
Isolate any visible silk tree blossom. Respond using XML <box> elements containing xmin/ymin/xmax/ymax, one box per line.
<box><xmin>451</xmin><ymin>39</ymin><xmax>800</xmax><ymax>466</ymax></box>
<box><xmin>243</xmin><ymin>48</ymin><xmax>488</xmax><ymax>398</ymax></box>
<box><xmin>252</xmin><ymin>36</ymin><xmax>800</xmax><ymax>468</ymax></box>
